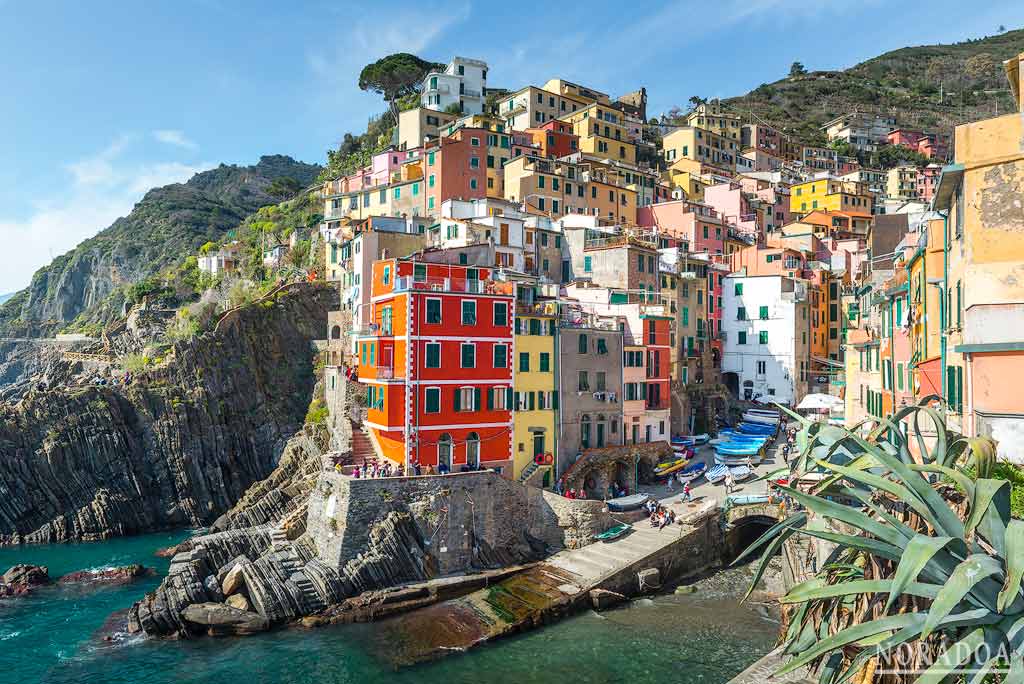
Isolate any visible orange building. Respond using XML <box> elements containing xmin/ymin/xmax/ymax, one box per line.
<box><xmin>357</xmin><ymin>257</ymin><xmax>515</xmax><ymax>473</ymax></box>
<box><xmin>527</xmin><ymin>119</ymin><xmax>579</xmax><ymax>158</ymax></box>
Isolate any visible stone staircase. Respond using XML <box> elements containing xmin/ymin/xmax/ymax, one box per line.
<box><xmin>350</xmin><ymin>420</ymin><xmax>377</xmax><ymax>467</ymax></box>
<box><xmin>518</xmin><ymin>461</ymin><xmax>539</xmax><ymax>483</ymax></box>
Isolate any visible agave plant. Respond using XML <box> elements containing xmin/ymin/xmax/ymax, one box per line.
<box><xmin>739</xmin><ymin>416</ymin><xmax>1023</xmax><ymax>684</ymax></box>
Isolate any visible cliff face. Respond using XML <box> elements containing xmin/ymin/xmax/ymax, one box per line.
<box><xmin>0</xmin><ymin>155</ymin><xmax>321</xmax><ymax>336</ymax></box>
<box><xmin>0</xmin><ymin>283</ymin><xmax>337</xmax><ymax>545</ymax></box>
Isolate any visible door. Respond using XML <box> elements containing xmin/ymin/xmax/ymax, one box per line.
<box><xmin>532</xmin><ymin>433</ymin><xmax>545</xmax><ymax>464</ymax></box>
<box><xmin>438</xmin><ymin>434</ymin><xmax>452</xmax><ymax>470</ymax></box>
<box><xmin>466</xmin><ymin>432</ymin><xmax>480</xmax><ymax>469</ymax></box>
<box><xmin>596</xmin><ymin>422</ymin><xmax>605</xmax><ymax>448</ymax></box>
<box><xmin>631</xmin><ymin>424</ymin><xmax>639</xmax><ymax>445</ymax></box>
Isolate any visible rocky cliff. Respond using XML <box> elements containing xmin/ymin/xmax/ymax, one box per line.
<box><xmin>0</xmin><ymin>155</ymin><xmax>321</xmax><ymax>337</ymax></box>
<box><xmin>0</xmin><ymin>282</ymin><xmax>337</xmax><ymax>545</ymax></box>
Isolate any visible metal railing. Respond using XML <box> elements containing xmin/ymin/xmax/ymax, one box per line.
<box><xmin>393</xmin><ymin>276</ymin><xmax>513</xmax><ymax>296</ymax></box>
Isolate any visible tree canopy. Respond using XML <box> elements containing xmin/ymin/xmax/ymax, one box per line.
<box><xmin>789</xmin><ymin>61</ymin><xmax>807</xmax><ymax>77</ymax></box>
<box><xmin>358</xmin><ymin>53</ymin><xmax>443</xmax><ymax>120</ymax></box>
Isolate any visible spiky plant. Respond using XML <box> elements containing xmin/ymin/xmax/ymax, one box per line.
<box><xmin>740</xmin><ymin>410</ymin><xmax>1023</xmax><ymax>684</ymax></box>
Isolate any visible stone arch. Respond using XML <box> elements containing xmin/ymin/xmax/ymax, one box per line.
<box><xmin>331</xmin><ymin>324</ymin><xmax>342</xmax><ymax>339</ymax></box>
<box><xmin>724</xmin><ymin>503</ymin><xmax>786</xmax><ymax>564</ymax></box>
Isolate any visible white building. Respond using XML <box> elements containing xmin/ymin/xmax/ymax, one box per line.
<box><xmin>420</xmin><ymin>57</ymin><xmax>488</xmax><ymax>115</ymax></box>
<box><xmin>721</xmin><ymin>274</ymin><xmax>810</xmax><ymax>406</ymax></box>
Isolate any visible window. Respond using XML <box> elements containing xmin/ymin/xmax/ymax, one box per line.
<box><xmin>759</xmin><ymin>305</ymin><xmax>769</xmax><ymax>320</ymax></box>
<box><xmin>583</xmin><ymin>256</ymin><xmax>592</xmax><ymax>273</ymax></box>
<box><xmin>581</xmin><ymin>416</ymin><xmax>591</xmax><ymax>448</ymax></box>
<box><xmin>637</xmin><ymin>254</ymin><xmax>644</xmax><ymax>272</ymax></box>
<box><xmin>381</xmin><ymin>306</ymin><xmax>393</xmax><ymax>335</ymax></box>
<box><xmin>539</xmin><ymin>352</ymin><xmax>550</xmax><ymax>372</ymax></box>
<box><xmin>578</xmin><ymin>371</ymin><xmax>590</xmax><ymax>391</ymax></box>
<box><xmin>756</xmin><ymin>360</ymin><xmax>766</xmax><ymax>375</ymax></box>
<box><xmin>426</xmin><ymin>298</ymin><xmax>441</xmax><ymax>324</ymax></box>
<box><xmin>737</xmin><ymin>306</ymin><xmax>747</xmax><ymax>320</ymax></box>
<box><xmin>738</xmin><ymin>331</ymin><xmax>747</xmax><ymax>345</ymax></box>
<box><xmin>454</xmin><ymin>387</ymin><xmax>479</xmax><ymax>412</ymax></box>
<box><xmin>759</xmin><ymin>330</ymin><xmax>768</xmax><ymax>344</ymax></box>
<box><xmin>461</xmin><ymin>300</ymin><xmax>476</xmax><ymax>325</ymax></box>
<box><xmin>425</xmin><ymin>387</ymin><xmax>441</xmax><ymax>413</ymax></box>
<box><xmin>519</xmin><ymin>352</ymin><xmax>530</xmax><ymax>372</ymax></box>
<box><xmin>461</xmin><ymin>343</ymin><xmax>475</xmax><ymax>368</ymax></box>
<box><xmin>493</xmin><ymin>344</ymin><xmax>507</xmax><ymax>368</ymax></box>
<box><xmin>382</xmin><ymin>265</ymin><xmax>391</xmax><ymax>285</ymax></box>
<box><xmin>493</xmin><ymin>301</ymin><xmax>508</xmax><ymax>326</ymax></box>
<box><xmin>425</xmin><ymin>343</ymin><xmax>441</xmax><ymax>368</ymax></box>
<box><xmin>596</xmin><ymin>371</ymin><xmax>606</xmax><ymax>392</ymax></box>
<box><xmin>578</xmin><ymin>334</ymin><xmax>587</xmax><ymax>354</ymax></box>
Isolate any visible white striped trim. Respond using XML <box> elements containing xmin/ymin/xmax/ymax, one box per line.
<box><xmin>365</xmin><ymin>419</ymin><xmax>512</xmax><ymax>432</ymax></box>
<box><xmin>362</xmin><ymin>379</ymin><xmax>511</xmax><ymax>386</ymax></box>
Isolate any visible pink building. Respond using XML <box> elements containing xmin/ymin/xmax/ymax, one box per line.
<box><xmin>887</xmin><ymin>129</ymin><xmax>950</xmax><ymax>161</ymax></box>
<box><xmin>917</xmin><ymin>164</ymin><xmax>941</xmax><ymax>203</ymax></box>
<box><xmin>703</xmin><ymin>182</ymin><xmax>759</xmax><ymax>237</ymax></box>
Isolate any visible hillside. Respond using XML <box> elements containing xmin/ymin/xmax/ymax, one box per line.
<box><xmin>717</xmin><ymin>28</ymin><xmax>1024</xmax><ymax>146</ymax></box>
<box><xmin>0</xmin><ymin>155</ymin><xmax>321</xmax><ymax>337</ymax></box>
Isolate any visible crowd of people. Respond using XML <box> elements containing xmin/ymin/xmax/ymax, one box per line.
<box><xmin>644</xmin><ymin>500</ymin><xmax>676</xmax><ymax>530</ymax></box>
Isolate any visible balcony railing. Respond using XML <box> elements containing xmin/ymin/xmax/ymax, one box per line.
<box><xmin>515</xmin><ymin>301</ymin><xmax>558</xmax><ymax>316</ymax></box>
<box><xmin>376</xmin><ymin>365</ymin><xmax>394</xmax><ymax>379</ymax></box>
<box><xmin>392</xmin><ymin>276</ymin><xmax>515</xmax><ymax>296</ymax></box>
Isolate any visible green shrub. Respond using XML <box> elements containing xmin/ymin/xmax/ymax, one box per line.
<box><xmin>305</xmin><ymin>398</ymin><xmax>329</xmax><ymax>425</ymax></box>
<box><xmin>121</xmin><ymin>354</ymin><xmax>150</xmax><ymax>373</ymax></box>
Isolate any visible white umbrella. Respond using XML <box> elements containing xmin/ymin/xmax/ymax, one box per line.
<box><xmin>796</xmin><ymin>393</ymin><xmax>844</xmax><ymax>411</ymax></box>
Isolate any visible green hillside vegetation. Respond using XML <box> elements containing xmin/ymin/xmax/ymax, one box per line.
<box><xmin>0</xmin><ymin>155</ymin><xmax>321</xmax><ymax>337</ymax></box>
<box><xmin>709</xmin><ymin>28</ymin><xmax>1024</xmax><ymax>154</ymax></box>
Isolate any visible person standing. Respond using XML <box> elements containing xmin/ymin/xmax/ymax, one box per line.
<box><xmin>683</xmin><ymin>482</ymin><xmax>692</xmax><ymax>503</ymax></box>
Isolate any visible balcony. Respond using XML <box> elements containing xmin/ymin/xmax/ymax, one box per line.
<box><xmin>394</xmin><ymin>275</ymin><xmax>514</xmax><ymax>296</ymax></box>
<box><xmin>376</xmin><ymin>365</ymin><xmax>395</xmax><ymax>379</ymax></box>
<box><xmin>462</xmin><ymin>87</ymin><xmax>481</xmax><ymax>98</ymax></box>
<box><xmin>516</xmin><ymin>301</ymin><xmax>558</xmax><ymax>316</ymax></box>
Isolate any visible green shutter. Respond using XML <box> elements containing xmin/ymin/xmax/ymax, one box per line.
<box><xmin>578</xmin><ymin>334</ymin><xmax>587</xmax><ymax>353</ymax></box>
<box><xmin>519</xmin><ymin>352</ymin><xmax>529</xmax><ymax>371</ymax></box>
<box><xmin>506</xmin><ymin>387</ymin><xmax>514</xmax><ymax>408</ymax></box>
<box><xmin>528</xmin><ymin>392</ymin><xmax>535</xmax><ymax>410</ymax></box>
<box><xmin>487</xmin><ymin>388</ymin><xmax>494</xmax><ymax>410</ymax></box>
<box><xmin>474</xmin><ymin>388</ymin><xmax>481</xmax><ymax>411</ymax></box>
<box><xmin>454</xmin><ymin>388</ymin><xmax>461</xmax><ymax>412</ymax></box>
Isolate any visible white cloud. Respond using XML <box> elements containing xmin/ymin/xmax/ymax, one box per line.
<box><xmin>153</xmin><ymin>129</ymin><xmax>198</xmax><ymax>151</ymax></box>
<box><xmin>0</xmin><ymin>138</ymin><xmax>213</xmax><ymax>293</ymax></box>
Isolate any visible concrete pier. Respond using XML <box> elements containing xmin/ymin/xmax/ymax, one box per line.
<box><xmin>374</xmin><ymin>498</ymin><xmax>721</xmax><ymax>667</ymax></box>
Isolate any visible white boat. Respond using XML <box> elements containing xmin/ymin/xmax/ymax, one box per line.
<box><xmin>746</xmin><ymin>408</ymin><xmax>780</xmax><ymax>417</ymax></box>
<box><xmin>729</xmin><ymin>465</ymin><xmax>753</xmax><ymax>481</ymax></box>
<box><xmin>743</xmin><ymin>412</ymin><xmax>780</xmax><ymax>425</ymax></box>
<box><xmin>706</xmin><ymin>464</ymin><xmax>728</xmax><ymax>484</ymax></box>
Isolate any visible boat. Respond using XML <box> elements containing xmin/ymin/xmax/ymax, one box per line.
<box><xmin>706</xmin><ymin>464</ymin><xmax>728</xmax><ymax>484</ymax></box>
<box><xmin>746</xmin><ymin>408</ymin><xmax>780</xmax><ymax>417</ymax></box>
<box><xmin>606</xmin><ymin>493</ymin><xmax>651</xmax><ymax>512</ymax></box>
<box><xmin>654</xmin><ymin>456</ymin><xmax>689</xmax><ymax>475</ymax></box>
<box><xmin>729</xmin><ymin>465</ymin><xmax>753</xmax><ymax>481</ymax></box>
<box><xmin>595</xmin><ymin>522</ymin><xmax>632</xmax><ymax>542</ymax></box>
<box><xmin>743</xmin><ymin>412</ymin><xmax>780</xmax><ymax>425</ymax></box>
<box><xmin>736</xmin><ymin>422</ymin><xmax>776</xmax><ymax>435</ymax></box>
<box><xmin>672</xmin><ymin>433</ymin><xmax>710</xmax><ymax>446</ymax></box>
<box><xmin>715</xmin><ymin>442</ymin><xmax>764</xmax><ymax>456</ymax></box>
<box><xmin>677</xmin><ymin>461</ymin><xmax>707</xmax><ymax>482</ymax></box>
<box><xmin>715</xmin><ymin>453</ymin><xmax>761</xmax><ymax>466</ymax></box>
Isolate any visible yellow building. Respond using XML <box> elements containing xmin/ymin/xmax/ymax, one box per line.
<box><xmin>662</xmin><ymin>127</ymin><xmax>738</xmax><ymax>174</ymax></box>
<box><xmin>790</xmin><ymin>177</ymin><xmax>873</xmax><ymax>216</ymax></box>
<box><xmin>562</xmin><ymin>103</ymin><xmax>637</xmax><ymax>165</ymax></box>
<box><xmin>541</xmin><ymin>78</ymin><xmax>610</xmax><ymax>105</ymax></box>
<box><xmin>513</xmin><ymin>303</ymin><xmax>558</xmax><ymax>481</ymax></box>
<box><xmin>686</xmin><ymin>101</ymin><xmax>742</xmax><ymax>141</ymax></box>
<box><xmin>503</xmin><ymin>154</ymin><xmax>638</xmax><ymax>225</ymax></box>
<box><xmin>928</xmin><ymin>51</ymin><xmax>1024</xmax><ymax>450</ymax></box>
<box><xmin>887</xmin><ymin>164</ymin><xmax>920</xmax><ymax>201</ymax></box>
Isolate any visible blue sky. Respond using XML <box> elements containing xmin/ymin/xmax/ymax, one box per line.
<box><xmin>1</xmin><ymin>0</ymin><xmax>1022</xmax><ymax>293</ymax></box>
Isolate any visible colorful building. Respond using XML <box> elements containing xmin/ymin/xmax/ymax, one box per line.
<box><xmin>790</xmin><ymin>177</ymin><xmax>874</xmax><ymax>216</ymax></box>
<box><xmin>512</xmin><ymin>295</ymin><xmax>559</xmax><ymax>481</ymax></box>
<box><xmin>357</xmin><ymin>257</ymin><xmax>515</xmax><ymax>473</ymax></box>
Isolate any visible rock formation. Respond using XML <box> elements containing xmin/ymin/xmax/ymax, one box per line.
<box><xmin>0</xmin><ymin>283</ymin><xmax>337</xmax><ymax>545</ymax></box>
<box><xmin>0</xmin><ymin>564</ymin><xmax>50</xmax><ymax>597</ymax></box>
<box><xmin>58</xmin><ymin>564</ymin><xmax>153</xmax><ymax>585</ymax></box>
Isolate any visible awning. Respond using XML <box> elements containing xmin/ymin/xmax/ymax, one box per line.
<box><xmin>931</xmin><ymin>164</ymin><xmax>964</xmax><ymax>211</ymax></box>
<box><xmin>796</xmin><ymin>393</ymin><xmax>844</xmax><ymax>410</ymax></box>
<box><xmin>811</xmin><ymin>355</ymin><xmax>844</xmax><ymax>368</ymax></box>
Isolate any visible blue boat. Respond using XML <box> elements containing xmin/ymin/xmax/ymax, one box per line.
<box><xmin>715</xmin><ymin>452</ymin><xmax>761</xmax><ymax>466</ymax></box>
<box><xmin>677</xmin><ymin>461</ymin><xmax>707</xmax><ymax>482</ymax></box>
<box><xmin>716</xmin><ymin>442</ymin><xmax>764</xmax><ymax>456</ymax></box>
<box><xmin>706</xmin><ymin>464</ymin><xmax>729</xmax><ymax>484</ymax></box>
<box><xmin>736</xmin><ymin>423</ymin><xmax>776</xmax><ymax>436</ymax></box>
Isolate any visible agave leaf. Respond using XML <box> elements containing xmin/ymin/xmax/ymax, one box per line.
<box><xmin>999</xmin><ymin>520</ymin><xmax>1024</xmax><ymax>613</ymax></box>
<box><xmin>775</xmin><ymin>613</ymin><xmax>925</xmax><ymax>676</ymax></box>
<box><xmin>792</xmin><ymin>524</ymin><xmax>903</xmax><ymax>562</ymax></box>
<box><xmin>966</xmin><ymin>627</ymin><xmax>1006</xmax><ymax>684</ymax></box>
<box><xmin>774</xmin><ymin>402</ymin><xmax>809</xmax><ymax>427</ymax></box>
<box><xmin>911</xmin><ymin>463</ymin><xmax>976</xmax><ymax>500</ymax></box>
<box><xmin>1007</xmin><ymin>655</ymin><xmax>1024</xmax><ymax>684</ymax></box>
<box><xmin>783</xmin><ymin>578</ymin><xmax>942</xmax><ymax>604</ymax></box>
<box><xmin>742</xmin><ymin>523</ymin><xmax>802</xmax><ymax>601</ymax></box>
<box><xmin>778</xmin><ymin>484</ymin><xmax>906</xmax><ymax>547</ymax></box>
<box><xmin>835</xmin><ymin>487</ymin><xmax>921</xmax><ymax>542</ymax></box>
<box><xmin>886</xmin><ymin>535</ymin><xmax>963</xmax><ymax>612</ymax></box>
<box><xmin>844</xmin><ymin>431</ymin><xmax>965</xmax><ymax>539</ymax></box>
<box><xmin>818</xmin><ymin>652</ymin><xmax>843</xmax><ymax>684</ymax></box>
<box><xmin>914</xmin><ymin>626</ymin><xmax>988</xmax><ymax>684</ymax></box>
<box><xmin>731</xmin><ymin>511</ymin><xmax>807</xmax><ymax>567</ymax></box>
<box><xmin>921</xmin><ymin>554</ymin><xmax>1004</xmax><ymax>639</ymax></box>
<box><xmin>751</xmin><ymin>467</ymin><xmax>789</xmax><ymax>483</ymax></box>
<box><xmin>973</xmin><ymin>478</ymin><xmax>1011</xmax><ymax>558</ymax></box>
<box><xmin>815</xmin><ymin>458</ymin><xmax>942</xmax><ymax>532</ymax></box>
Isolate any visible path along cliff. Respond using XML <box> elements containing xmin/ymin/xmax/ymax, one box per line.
<box><xmin>0</xmin><ymin>282</ymin><xmax>337</xmax><ymax>545</ymax></box>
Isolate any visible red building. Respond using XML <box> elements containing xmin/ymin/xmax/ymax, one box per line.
<box><xmin>886</xmin><ymin>128</ymin><xmax>950</xmax><ymax>161</ymax></box>
<box><xmin>643</xmin><ymin>314</ymin><xmax>672</xmax><ymax>412</ymax></box>
<box><xmin>358</xmin><ymin>257</ymin><xmax>515</xmax><ymax>473</ymax></box>
<box><xmin>527</xmin><ymin>119</ymin><xmax>579</xmax><ymax>159</ymax></box>
<box><xmin>424</xmin><ymin>127</ymin><xmax>489</xmax><ymax>214</ymax></box>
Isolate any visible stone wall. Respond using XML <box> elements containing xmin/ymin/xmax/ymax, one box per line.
<box><xmin>307</xmin><ymin>470</ymin><xmax>613</xmax><ymax>577</ymax></box>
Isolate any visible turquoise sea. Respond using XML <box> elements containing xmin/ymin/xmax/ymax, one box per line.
<box><xmin>0</xmin><ymin>532</ymin><xmax>777</xmax><ymax>684</ymax></box>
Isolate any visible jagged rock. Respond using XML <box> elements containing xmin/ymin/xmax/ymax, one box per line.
<box><xmin>181</xmin><ymin>602</ymin><xmax>269</xmax><ymax>636</ymax></box>
<box><xmin>204</xmin><ymin>575</ymin><xmax>224</xmax><ymax>603</ymax></box>
<box><xmin>225</xmin><ymin>594</ymin><xmax>251</xmax><ymax>611</ymax></box>
<box><xmin>0</xmin><ymin>564</ymin><xmax>50</xmax><ymax>597</ymax></box>
<box><xmin>221</xmin><ymin>563</ymin><xmax>246</xmax><ymax>597</ymax></box>
<box><xmin>216</xmin><ymin>555</ymin><xmax>250</xmax><ymax>584</ymax></box>
<box><xmin>0</xmin><ymin>283</ymin><xmax>337</xmax><ymax>546</ymax></box>
<box><xmin>59</xmin><ymin>564</ymin><xmax>151</xmax><ymax>584</ymax></box>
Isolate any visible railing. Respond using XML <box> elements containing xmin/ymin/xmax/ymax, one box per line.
<box><xmin>516</xmin><ymin>301</ymin><xmax>558</xmax><ymax>316</ymax></box>
<box><xmin>393</xmin><ymin>276</ymin><xmax>514</xmax><ymax>296</ymax></box>
<box><xmin>462</xmin><ymin>87</ymin><xmax>481</xmax><ymax>98</ymax></box>
<box><xmin>376</xmin><ymin>365</ymin><xmax>395</xmax><ymax>379</ymax></box>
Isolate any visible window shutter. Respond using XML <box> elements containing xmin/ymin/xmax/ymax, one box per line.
<box><xmin>528</xmin><ymin>392</ymin><xmax>535</xmax><ymax>410</ymax></box>
<box><xmin>506</xmin><ymin>387</ymin><xmax>513</xmax><ymax>408</ymax></box>
<box><xmin>474</xmin><ymin>388</ymin><xmax>481</xmax><ymax>411</ymax></box>
<box><xmin>487</xmin><ymin>388</ymin><xmax>494</xmax><ymax>410</ymax></box>
<box><xmin>454</xmin><ymin>389</ymin><xmax>461</xmax><ymax>412</ymax></box>
<box><xmin>551</xmin><ymin>391</ymin><xmax>558</xmax><ymax>409</ymax></box>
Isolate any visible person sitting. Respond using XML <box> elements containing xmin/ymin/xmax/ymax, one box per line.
<box><xmin>659</xmin><ymin>509</ymin><xmax>676</xmax><ymax>531</ymax></box>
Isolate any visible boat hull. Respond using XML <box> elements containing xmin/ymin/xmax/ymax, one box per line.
<box><xmin>607</xmin><ymin>493</ymin><xmax>651</xmax><ymax>512</ymax></box>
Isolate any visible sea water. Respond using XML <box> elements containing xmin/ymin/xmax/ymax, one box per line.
<box><xmin>0</xmin><ymin>532</ymin><xmax>777</xmax><ymax>684</ymax></box>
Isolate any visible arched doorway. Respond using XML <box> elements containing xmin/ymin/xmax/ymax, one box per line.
<box><xmin>466</xmin><ymin>432</ymin><xmax>480</xmax><ymax>469</ymax></box>
<box><xmin>724</xmin><ymin>515</ymin><xmax>782</xmax><ymax>565</ymax></box>
<box><xmin>438</xmin><ymin>434</ymin><xmax>452</xmax><ymax>471</ymax></box>
<box><xmin>331</xmin><ymin>325</ymin><xmax>342</xmax><ymax>339</ymax></box>
<box><xmin>743</xmin><ymin>380</ymin><xmax>754</xmax><ymax>401</ymax></box>
<box><xmin>722</xmin><ymin>372</ymin><xmax>740</xmax><ymax>398</ymax></box>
